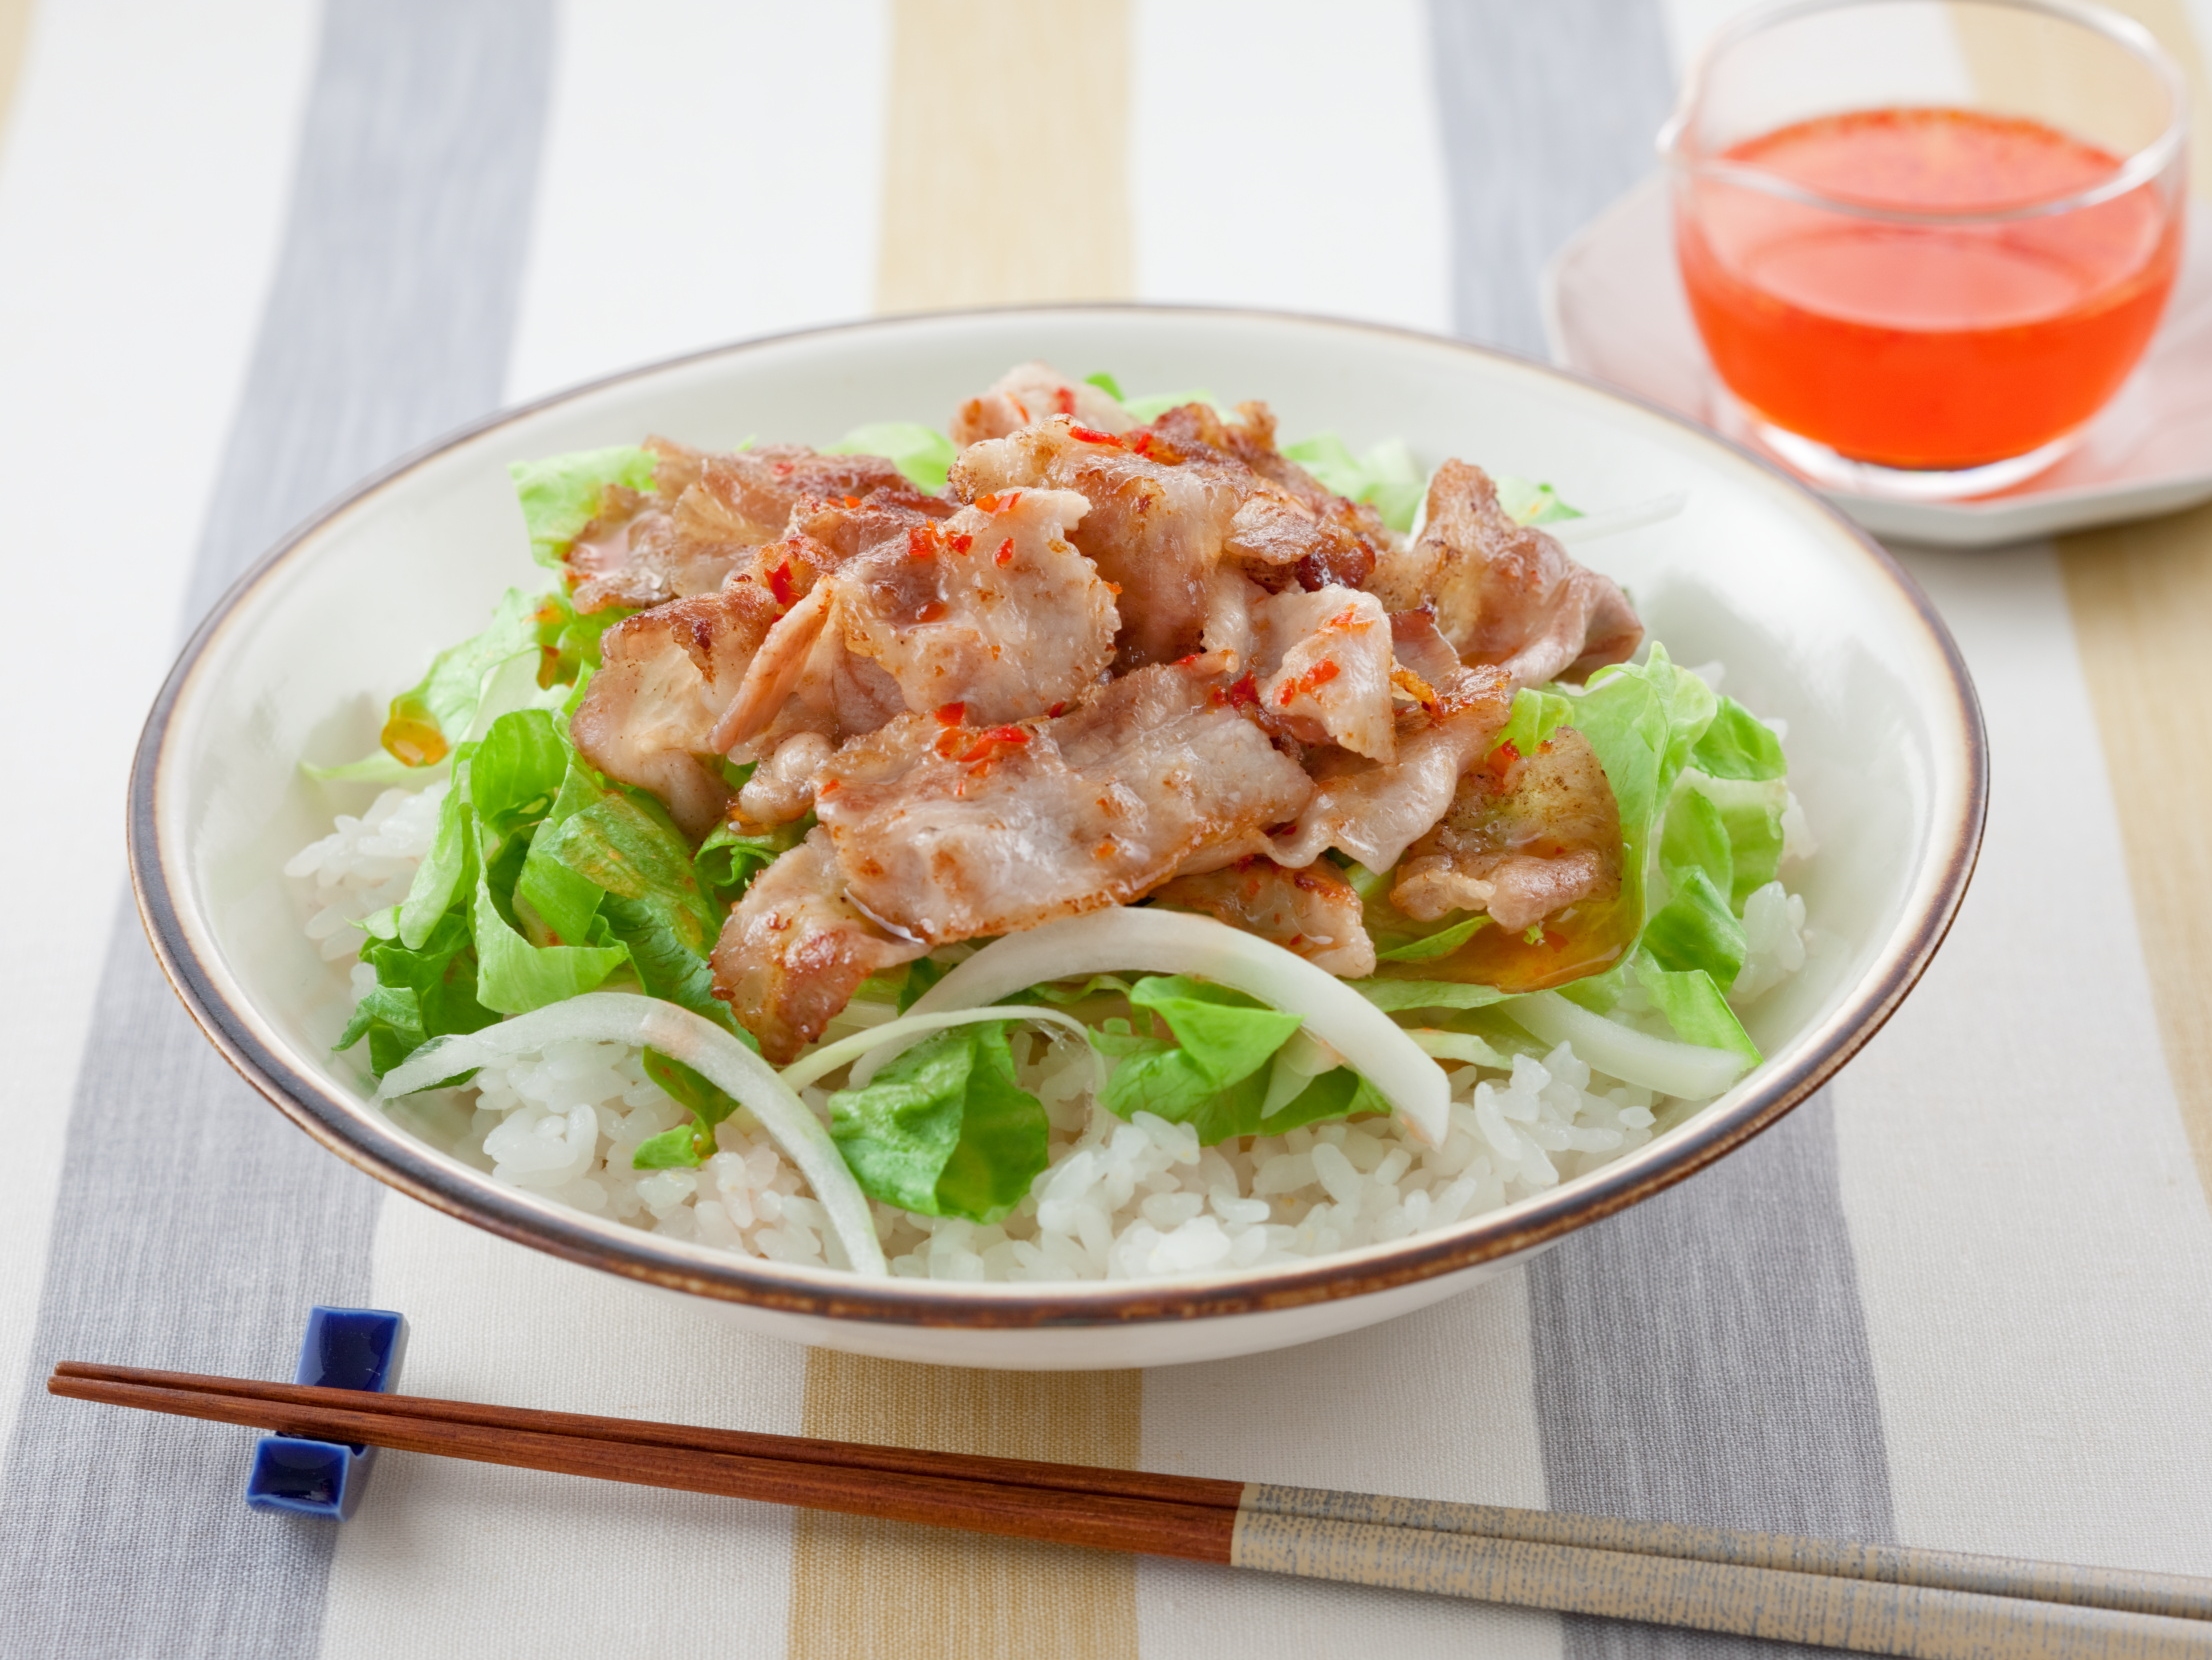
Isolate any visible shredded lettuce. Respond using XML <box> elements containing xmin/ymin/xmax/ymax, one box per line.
<box><xmin>693</xmin><ymin>816</ymin><xmax>806</xmax><ymax>910</ymax></box>
<box><xmin>824</xmin><ymin>422</ymin><xmax>956</xmax><ymax>494</ymax></box>
<box><xmin>1092</xmin><ymin>976</ymin><xmax>1385</xmax><ymax>1143</ymax></box>
<box><xmin>630</xmin><ymin>1048</ymin><xmax>745</xmax><ymax>1169</ymax></box>
<box><xmin>1082</xmin><ymin>371</ymin><xmax>1124</xmax><ymax>400</ymax></box>
<box><xmin>338</xmin><ymin>707</ymin><xmax>738</xmax><ymax>1078</ymax></box>
<box><xmin>828</xmin><ymin>1023</ymin><xmax>1050</xmax><ymax>1222</ymax></box>
<box><xmin>1493</xmin><ymin>686</ymin><xmax>1573</xmax><ymax>760</ymax></box>
<box><xmin>1282</xmin><ymin>433</ymin><xmax>1425</xmax><ymax>532</ymax></box>
<box><xmin>1494</xmin><ymin>475</ymin><xmax>1584</xmax><ymax>526</ymax></box>
<box><xmin>1121</xmin><ymin>388</ymin><xmax>1220</xmax><ymax>423</ymax></box>
<box><xmin>510</xmin><ymin>445</ymin><xmax>658</xmax><ymax>567</ymax></box>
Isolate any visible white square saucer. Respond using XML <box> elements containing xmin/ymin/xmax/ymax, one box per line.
<box><xmin>1542</xmin><ymin>173</ymin><xmax>2212</xmax><ymax>547</ymax></box>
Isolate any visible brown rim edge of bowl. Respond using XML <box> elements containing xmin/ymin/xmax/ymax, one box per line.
<box><xmin>128</xmin><ymin>302</ymin><xmax>1990</xmax><ymax>1331</ymax></box>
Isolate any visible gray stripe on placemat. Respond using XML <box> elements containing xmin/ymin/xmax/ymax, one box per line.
<box><xmin>0</xmin><ymin>4</ymin><xmax>553</xmax><ymax>1656</ymax></box>
<box><xmin>1425</xmin><ymin>0</ymin><xmax>1679</xmax><ymax>355</ymax></box>
<box><xmin>1530</xmin><ymin>1096</ymin><xmax>1896</xmax><ymax>1659</ymax></box>
<box><xmin>1425</xmin><ymin>5</ymin><xmax>1898</xmax><ymax>1655</ymax></box>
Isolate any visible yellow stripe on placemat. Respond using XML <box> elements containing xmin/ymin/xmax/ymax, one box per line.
<box><xmin>791</xmin><ymin>7</ymin><xmax>1141</xmax><ymax>1657</ymax></box>
<box><xmin>1954</xmin><ymin>3</ymin><xmax>2212</xmax><ymax>1206</ymax></box>
<box><xmin>874</xmin><ymin>0</ymin><xmax>1133</xmax><ymax>312</ymax></box>
<box><xmin>788</xmin><ymin>1359</ymin><xmax>1143</xmax><ymax>1660</ymax></box>
<box><xmin>2057</xmin><ymin>509</ymin><xmax>2212</xmax><ymax>1205</ymax></box>
<box><xmin>0</xmin><ymin>0</ymin><xmax>36</xmax><ymax>161</ymax></box>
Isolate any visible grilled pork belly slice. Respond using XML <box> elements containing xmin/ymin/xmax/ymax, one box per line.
<box><xmin>1268</xmin><ymin>663</ymin><xmax>1516</xmax><ymax>874</ymax></box>
<box><xmin>813</xmin><ymin>664</ymin><xmax>1314</xmax><ymax>946</ymax></box>
<box><xmin>1151</xmin><ymin>856</ymin><xmax>1376</xmax><ymax>978</ymax></box>
<box><xmin>710</xmin><ymin>828</ymin><xmax>923</xmax><ymax>1065</ymax></box>
<box><xmin>715</xmin><ymin>488</ymin><xmax>1117</xmax><ymax>749</ymax></box>
<box><xmin>950</xmin><ymin>360</ymin><xmax>1139</xmax><ymax>446</ymax></box>
<box><xmin>568</xmin><ymin>573</ymin><xmax>788</xmax><ymax>838</ymax></box>
<box><xmin>564</xmin><ymin>438</ymin><xmax>949</xmax><ymax>614</ymax></box>
<box><xmin>1145</xmin><ymin>401</ymin><xmax>1390</xmax><ymax>594</ymax></box>
<box><xmin>952</xmin><ymin>417</ymin><xmax>1245</xmax><ymax>668</ymax></box>
<box><xmin>1390</xmin><ymin>726</ymin><xmax>1623</xmax><ymax>933</ymax></box>
<box><xmin>1367</xmin><ymin>460</ymin><xmax>1642</xmax><ymax>686</ymax></box>
<box><xmin>1250</xmin><ymin>585</ymin><xmax>1396</xmax><ymax>761</ymax></box>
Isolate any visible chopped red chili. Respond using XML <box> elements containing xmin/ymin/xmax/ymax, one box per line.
<box><xmin>934</xmin><ymin>702</ymin><xmax>966</xmax><ymax>726</ymax></box>
<box><xmin>1068</xmin><ymin>425</ymin><xmax>1122</xmax><ymax>447</ymax></box>
<box><xmin>949</xmin><ymin>533</ymin><xmax>974</xmax><ymax>554</ymax></box>
<box><xmin>915</xmin><ymin>600</ymin><xmax>947</xmax><ymax>623</ymax></box>
<box><xmin>994</xmin><ymin>538</ymin><xmax>1015</xmax><ymax>565</ymax></box>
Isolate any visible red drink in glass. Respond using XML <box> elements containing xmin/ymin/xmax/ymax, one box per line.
<box><xmin>1677</xmin><ymin>107</ymin><xmax>2180</xmax><ymax>471</ymax></box>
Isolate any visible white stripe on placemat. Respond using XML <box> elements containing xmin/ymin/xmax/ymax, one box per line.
<box><xmin>1130</xmin><ymin>0</ymin><xmax>1451</xmax><ymax>332</ymax></box>
<box><xmin>504</xmin><ymin>0</ymin><xmax>889</xmax><ymax>405</ymax></box>
<box><xmin>1841</xmin><ymin>545</ymin><xmax>2212</xmax><ymax>1576</ymax></box>
<box><xmin>0</xmin><ymin>0</ymin><xmax>314</xmax><ymax>1476</ymax></box>
<box><xmin>0</xmin><ymin>4</ymin><xmax>556</xmax><ymax>1655</ymax></box>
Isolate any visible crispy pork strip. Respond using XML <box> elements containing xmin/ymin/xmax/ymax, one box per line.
<box><xmin>949</xmin><ymin>360</ymin><xmax>1139</xmax><ymax>446</ymax></box>
<box><xmin>813</xmin><ymin>664</ymin><xmax>1315</xmax><ymax>946</ymax></box>
<box><xmin>1267</xmin><ymin>663</ymin><xmax>1516</xmax><ymax>873</ymax></box>
<box><xmin>1390</xmin><ymin>726</ymin><xmax>1623</xmax><ymax>933</ymax></box>
<box><xmin>564</xmin><ymin>438</ymin><xmax>950</xmax><ymax>614</ymax></box>
<box><xmin>1366</xmin><ymin>460</ymin><xmax>1642</xmax><ymax>686</ymax></box>
<box><xmin>710</xmin><ymin>828</ymin><xmax>924</xmax><ymax>1065</ymax></box>
<box><xmin>1151</xmin><ymin>856</ymin><xmax>1377</xmax><ymax>978</ymax></box>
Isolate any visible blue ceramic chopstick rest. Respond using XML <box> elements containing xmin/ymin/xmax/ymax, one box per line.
<box><xmin>243</xmin><ymin>1306</ymin><xmax>408</xmax><ymax>1520</ymax></box>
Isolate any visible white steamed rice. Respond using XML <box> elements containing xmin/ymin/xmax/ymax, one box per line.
<box><xmin>287</xmin><ymin>781</ymin><xmax>1815</xmax><ymax>1283</ymax></box>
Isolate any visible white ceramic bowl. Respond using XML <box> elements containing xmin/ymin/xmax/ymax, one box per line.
<box><xmin>131</xmin><ymin>307</ymin><xmax>1985</xmax><ymax>1369</ymax></box>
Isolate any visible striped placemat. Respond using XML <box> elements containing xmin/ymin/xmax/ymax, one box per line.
<box><xmin>0</xmin><ymin>3</ymin><xmax>2205</xmax><ymax>1656</ymax></box>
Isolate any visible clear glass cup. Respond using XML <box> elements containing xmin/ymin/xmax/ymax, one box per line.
<box><xmin>1659</xmin><ymin>0</ymin><xmax>2187</xmax><ymax>500</ymax></box>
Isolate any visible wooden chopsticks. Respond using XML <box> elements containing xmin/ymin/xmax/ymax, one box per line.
<box><xmin>50</xmin><ymin>1362</ymin><xmax>2212</xmax><ymax>1660</ymax></box>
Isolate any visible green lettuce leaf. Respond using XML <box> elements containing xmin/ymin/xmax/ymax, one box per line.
<box><xmin>1082</xmin><ymin>371</ymin><xmax>1124</xmax><ymax>399</ymax></box>
<box><xmin>338</xmin><ymin>909</ymin><xmax>499</xmax><ymax>1078</ymax></box>
<box><xmin>1659</xmin><ymin>785</ymin><xmax>1733</xmax><ymax>899</ymax></box>
<box><xmin>631</xmin><ymin>1048</ymin><xmax>747</xmax><ymax>1169</ymax></box>
<box><xmin>828</xmin><ymin>1023</ymin><xmax>1050</xmax><ymax>1222</ymax></box>
<box><xmin>511</xmin><ymin>445</ymin><xmax>658</xmax><ymax>567</ymax></box>
<box><xmin>1373</xmin><ymin>913</ymin><xmax>1491</xmax><ymax>964</ymax></box>
<box><xmin>1633</xmin><ymin>952</ymin><xmax>1759</xmax><ymax>1062</ymax></box>
<box><xmin>1493</xmin><ymin>685</ymin><xmax>1573</xmax><ymax>760</ymax></box>
<box><xmin>694</xmin><ymin>817</ymin><xmax>806</xmax><ymax>910</ymax></box>
<box><xmin>469</xmin><ymin>710</ymin><xmax>570</xmax><ymax>841</ymax></box>
<box><xmin>1641</xmin><ymin>866</ymin><xmax>1747</xmax><ymax>990</ymax></box>
<box><xmin>1282</xmin><ymin>432</ymin><xmax>1425</xmax><ymax>532</ymax></box>
<box><xmin>1494</xmin><ymin>475</ymin><xmax>1584</xmax><ymax>525</ymax></box>
<box><xmin>1349</xmin><ymin>979</ymin><xmax>1514</xmax><ymax>1013</ymax></box>
<box><xmin>469</xmin><ymin>822</ymin><xmax>630</xmax><ymax>1015</ymax></box>
<box><xmin>1689</xmin><ymin>696</ymin><xmax>1787</xmax><ymax>781</ymax></box>
<box><xmin>1091</xmin><ymin>976</ymin><xmax>1319</xmax><ymax>1144</ymax></box>
<box><xmin>1687</xmin><ymin>774</ymin><xmax>1788</xmax><ymax>908</ymax></box>
<box><xmin>824</xmin><ymin>422</ymin><xmax>956</xmax><ymax>494</ymax></box>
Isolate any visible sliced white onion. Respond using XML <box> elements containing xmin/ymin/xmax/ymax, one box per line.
<box><xmin>1507</xmin><ymin>991</ymin><xmax>1746</xmax><ymax>1101</ymax></box>
<box><xmin>378</xmin><ymin>992</ymin><xmax>886</xmax><ymax>1275</ymax></box>
<box><xmin>782</xmin><ymin>1005</ymin><xmax>1095</xmax><ymax>1093</ymax></box>
<box><xmin>1260</xmin><ymin>1026</ymin><xmax>1343</xmax><ymax>1119</ymax></box>
<box><xmin>891</xmin><ymin>909</ymin><xmax>1452</xmax><ymax>1146</ymax></box>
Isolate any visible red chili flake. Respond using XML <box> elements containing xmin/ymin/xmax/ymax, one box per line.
<box><xmin>1104</xmin><ymin>580</ymin><xmax>1122</xmax><ymax>596</ymax></box>
<box><xmin>916</xmin><ymin>600</ymin><xmax>947</xmax><ymax>623</ymax></box>
<box><xmin>994</xmin><ymin>538</ymin><xmax>1015</xmax><ymax>566</ymax></box>
<box><xmin>1053</xmin><ymin>386</ymin><xmax>1076</xmax><ymax>415</ymax></box>
<box><xmin>766</xmin><ymin>559</ymin><xmax>799</xmax><ymax>608</ymax></box>
<box><xmin>771</xmin><ymin>461</ymin><xmax>794</xmax><ymax>477</ymax></box>
<box><xmin>907</xmin><ymin>526</ymin><xmax>938</xmax><ymax>560</ymax></box>
<box><xmin>949</xmin><ymin>533</ymin><xmax>974</xmax><ymax>554</ymax></box>
<box><xmin>975</xmin><ymin>490</ymin><xmax>1024</xmax><ymax>516</ymax></box>
<box><xmin>1227</xmin><ymin>674</ymin><xmax>1259</xmax><ymax>708</ymax></box>
<box><xmin>817</xmin><ymin>778</ymin><xmax>840</xmax><ymax>796</ymax></box>
<box><xmin>1127</xmin><ymin>431</ymin><xmax>1153</xmax><ymax>457</ymax></box>
<box><xmin>936</xmin><ymin>723</ymin><xmax>1031</xmax><ymax>765</ymax></box>
<box><xmin>1276</xmin><ymin>658</ymin><xmax>1341</xmax><ymax>706</ymax></box>
<box><xmin>1068</xmin><ymin>425</ymin><xmax>1123</xmax><ymax>447</ymax></box>
<box><xmin>1047</xmin><ymin>701</ymin><xmax>1067</xmax><ymax>718</ymax></box>
<box><xmin>1007</xmin><ymin>395</ymin><xmax>1030</xmax><ymax>423</ymax></box>
<box><xmin>934</xmin><ymin>702</ymin><xmax>966</xmax><ymax>726</ymax></box>
<box><xmin>840</xmin><ymin>494</ymin><xmax>861</xmax><ymax>508</ymax></box>
<box><xmin>1489</xmin><ymin>740</ymin><xmax>1522</xmax><ymax>778</ymax></box>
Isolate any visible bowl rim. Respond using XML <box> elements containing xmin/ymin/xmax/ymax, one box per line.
<box><xmin>129</xmin><ymin>302</ymin><xmax>1988</xmax><ymax>1330</ymax></box>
